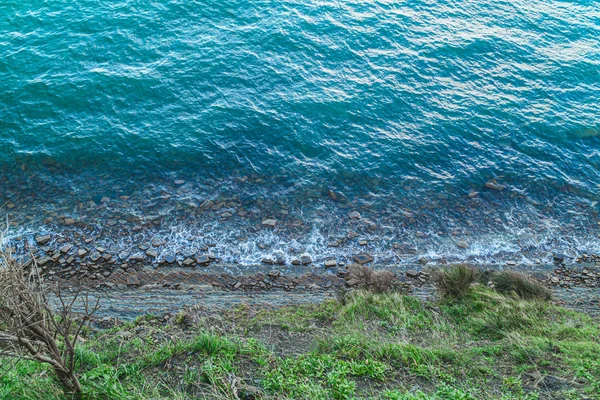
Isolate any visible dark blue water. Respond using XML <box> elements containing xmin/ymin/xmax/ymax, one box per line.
<box><xmin>1</xmin><ymin>0</ymin><xmax>599</xmax><ymax>266</ymax></box>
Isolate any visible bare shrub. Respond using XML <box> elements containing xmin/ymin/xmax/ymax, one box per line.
<box><xmin>0</xmin><ymin>247</ymin><xmax>99</xmax><ymax>398</ymax></box>
<box><xmin>492</xmin><ymin>271</ymin><xmax>551</xmax><ymax>301</ymax></box>
<box><xmin>434</xmin><ymin>264</ymin><xmax>477</xmax><ymax>300</ymax></box>
<box><xmin>347</xmin><ymin>264</ymin><xmax>396</xmax><ymax>293</ymax></box>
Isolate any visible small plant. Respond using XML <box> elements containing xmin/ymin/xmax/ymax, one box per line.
<box><xmin>434</xmin><ymin>264</ymin><xmax>477</xmax><ymax>300</ymax></box>
<box><xmin>347</xmin><ymin>264</ymin><xmax>397</xmax><ymax>293</ymax></box>
<box><xmin>492</xmin><ymin>271</ymin><xmax>551</xmax><ymax>301</ymax></box>
<box><xmin>0</xmin><ymin>246</ymin><xmax>99</xmax><ymax>398</ymax></box>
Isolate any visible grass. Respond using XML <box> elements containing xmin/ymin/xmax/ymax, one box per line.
<box><xmin>0</xmin><ymin>287</ymin><xmax>598</xmax><ymax>399</ymax></box>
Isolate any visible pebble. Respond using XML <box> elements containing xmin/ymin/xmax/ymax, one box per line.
<box><xmin>59</xmin><ymin>244</ymin><xmax>73</xmax><ymax>254</ymax></box>
<box><xmin>35</xmin><ymin>235</ymin><xmax>51</xmax><ymax>245</ymax></box>
<box><xmin>406</xmin><ymin>269</ymin><xmax>420</xmax><ymax>278</ymax></box>
<box><xmin>90</xmin><ymin>252</ymin><xmax>101</xmax><ymax>262</ymax></box>
<box><xmin>130</xmin><ymin>253</ymin><xmax>145</xmax><ymax>262</ymax></box>
<box><xmin>352</xmin><ymin>253</ymin><xmax>374</xmax><ymax>265</ymax></box>
<box><xmin>348</xmin><ymin>211</ymin><xmax>361</xmax><ymax>220</ymax></box>
<box><xmin>456</xmin><ymin>241</ymin><xmax>469</xmax><ymax>249</ymax></box>
<box><xmin>196</xmin><ymin>255</ymin><xmax>210</xmax><ymax>265</ymax></box>
<box><xmin>301</xmin><ymin>256</ymin><xmax>312</xmax><ymax>265</ymax></box>
<box><xmin>358</xmin><ymin>240</ymin><xmax>368</xmax><ymax>246</ymax></box>
<box><xmin>146</xmin><ymin>249</ymin><xmax>158</xmax><ymax>258</ymax></box>
<box><xmin>324</xmin><ymin>260</ymin><xmax>337</xmax><ymax>268</ymax></box>
<box><xmin>261</xmin><ymin>219</ymin><xmax>277</xmax><ymax>227</ymax></box>
<box><xmin>163</xmin><ymin>255</ymin><xmax>176</xmax><ymax>264</ymax></box>
<box><xmin>485</xmin><ymin>179</ymin><xmax>505</xmax><ymax>191</ymax></box>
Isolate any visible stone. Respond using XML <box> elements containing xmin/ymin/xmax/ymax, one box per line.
<box><xmin>261</xmin><ymin>219</ymin><xmax>277</xmax><ymax>227</ymax></box>
<box><xmin>300</xmin><ymin>256</ymin><xmax>312</xmax><ymax>265</ymax></box>
<box><xmin>126</xmin><ymin>275</ymin><xmax>140</xmax><ymax>286</ymax></box>
<box><xmin>346</xmin><ymin>278</ymin><xmax>359</xmax><ymax>286</ymax></box>
<box><xmin>130</xmin><ymin>253</ymin><xmax>145</xmax><ymax>262</ymax></box>
<box><xmin>78</xmin><ymin>249</ymin><xmax>88</xmax><ymax>257</ymax></box>
<box><xmin>64</xmin><ymin>218</ymin><xmax>75</xmax><ymax>225</ymax></box>
<box><xmin>406</xmin><ymin>269</ymin><xmax>420</xmax><ymax>278</ymax></box>
<box><xmin>291</xmin><ymin>259</ymin><xmax>301</xmax><ymax>265</ymax></box>
<box><xmin>174</xmin><ymin>180</ymin><xmax>185</xmax><ymax>185</ymax></box>
<box><xmin>484</xmin><ymin>179</ymin><xmax>505</xmax><ymax>191</ymax></box>
<box><xmin>352</xmin><ymin>253</ymin><xmax>374</xmax><ymax>265</ymax></box>
<box><xmin>358</xmin><ymin>240</ymin><xmax>368</xmax><ymax>246</ymax></box>
<box><xmin>146</xmin><ymin>249</ymin><xmax>158</xmax><ymax>258</ymax></box>
<box><xmin>553</xmin><ymin>253</ymin><xmax>566</xmax><ymax>263</ymax></box>
<box><xmin>268</xmin><ymin>270</ymin><xmax>281</xmax><ymax>278</ymax></box>
<box><xmin>196</xmin><ymin>255</ymin><xmax>211</xmax><ymax>265</ymax></box>
<box><xmin>348</xmin><ymin>211</ymin><xmax>361</xmax><ymax>220</ymax></box>
<box><xmin>163</xmin><ymin>254</ymin><xmax>176</xmax><ymax>264</ymax></box>
<box><xmin>233</xmin><ymin>282</ymin><xmax>242</xmax><ymax>289</ymax></box>
<box><xmin>35</xmin><ymin>235</ymin><xmax>51</xmax><ymax>245</ymax></box>
<box><xmin>506</xmin><ymin>261</ymin><xmax>516</xmax><ymax>266</ymax></box>
<box><xmin>59</xmin><ymin>244</ymin><xmax>73</xmax><ymax>253</ymax></box>
<box><xmin>456</xmin><ymin>241</ymin><xmax>469</xmax><ymax>249</ymax></box>
<box><xmin>182</xmin><ymin>258</ymin><xmax>195</xmax><ymax>266</ymax></box>
<box><xmin>363</xmin><ymin>219</ymin><xmax>377</xmax><ymax>230</ymax></box>
<box><xmin>90</xmin><ymin>252</ymin><xmax>102</xmax><ymax>262</ymax></box>
<box><xmin>324</xmin><ymin>260</ymin><xmax>337</xmax><ymax>268</ymax></box>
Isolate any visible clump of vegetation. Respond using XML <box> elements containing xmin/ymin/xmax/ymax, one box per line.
<box><xmin>492</xmin><ymin>271</ymin><xmax>552</xmax><ymax>301</ymax></box>
<box><xmin>434</xmin><ymin>264</ymin><xmax>477</xmax><ymax>300</ymax></box>
<box><xmin>347</xmin><ymin>264</ymin><xmax>397</xmax><ymax>293</ymax></box>
<box><xmin>0</xmin><ymin>247</ymin><xmax>99</xmax><ymax>398</ymax></box>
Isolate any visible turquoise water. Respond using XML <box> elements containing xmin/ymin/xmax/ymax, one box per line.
<box><xmin>1</xmin><ymin>0</ymin><xmax>600</xmax><ymax>266</ymax></box>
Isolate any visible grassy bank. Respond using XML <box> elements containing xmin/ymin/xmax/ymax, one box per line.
<box><xmin>1</xmin><ymin>285</ymin><xmax>599</xmax><ymax>399</ymax></box>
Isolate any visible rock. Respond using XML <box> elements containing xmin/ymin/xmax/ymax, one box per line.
<box><xmin>174</xmin><ymin>180</ymin><xmax>185</xmax><ymax>185</ymax></box>
<box><xmin>163</xmin><ymin>254</ymin><xmax>176</xmax><ymax>264</ymax></box>
<box><xmin>268</xmin><ymin>270</ymin><xmax>281</xmax><ymax>278</ymax></box>
<box><xmin>456</xmin><ymin>241</ymin><xmax>469</xmax><ymax>249</ymax></box>
<box><xmin>484</xmin><ymin>179</ymin><xmax>505</xmax><ymax>191</ymax></box>
<box><xmin>352</xmin><ymin>253</ymin><xmax>374</xmax><ymax>265</ymax></box>
<box><xmin>406</xmin><ymin>269</ymin><xmax>420</xmax><ymax>278</ymax></box>
<box><xmin>348</xmin><ymin>211</ymin><xmax>361</xmax><ymax>220</ymax></box>
<box><xmin>291</xmin><ymin>259</ymin><xmax>301</xmax><ymax>265</ymax></box>
<box><xmin>553</xmin><ymin>253</ymin><xmax>566</xmax><ymax>263</ymax></box>
<box><xmin>196</xmin><ymin>255</ymin><xmax>211</xmax><ymax>265</ymax></box>
<box><xmin>415</xmin><ymin>231</ymin><xmax>427</xmax><ymax>238</ymax></box>
<box><xmin>78</xmin><ymin>249</ymin><xmax>88</xmax><ymax>257</ymax></box>
<box><xmin>130</xmin><ymin>253</ymin><xmax>145</xmax><ymax>262</ymax></box>
<box><xmin>324</xmin><ymin>260</ymin><xmax>337</xmax><ymax>268</ymax></box>
<box><xmin>346</xmin><ymin>278</ymin><xmax>359</xmax><ymax>286</ymax></box>
<box><xmin>506</xmin><ymin>261</ymin><xmax>516</xmax><ymax>266</ymax></box>
<box><xmin>59</xmin><ymin>244</ymin><xmax>73</xmax><ymax>253</ymax></box>
<box><xmin>146</xmin><ymin>249</ymin><xmax>158</xmax><ymax>258</ymax></box>
<box><xmin>64</xmin><ymin>218</ymin><xmax>75</xmax><ymax>225</ymax></box>
<box><xmin>90</xmin><ymin>252</ymin><xmax>102</xmax><ymax>262</ymax></box>
<box><xmin>35</xmin><ymin>235</ymin><xmax>51</xmax><ymax>245</ymax></box>
<box><xmin>300</xmin><ymin>256</ymin><xmax>312</xmax><ymax>265</ymax></box>
<box><xmin>183</xmin><ymin>258</ymin><xmax>195</xmax><ymax>266</ymax></box>
<box><xmin>551</xmin><ymin>277</ymin><xmax>560</xmax><ymax>284</ymax></box>
<box><xmin>233</xmin><ymin>282</ymin><xmax>242</xmax><ymax>289</ymax></box>
<box><xmin>363</xmin><ymin>219</ymin><xmax>377</xmax><ymax>230</ymax></box>
<box><xmin>261</xmin><ymin>219</ymin><xmax>277</xmax><ymax>227</ymax></box>
<box><xmin>358</xmin><ymin>240</ymin><xmax>368</xmax><ymax>246</ymax></box>
<box><xmin>38</xmin><ymin>257</ymin><xmax>52</xmax><ymax>266</ymax></box>
<box><xmin>418</xmin><ymin>256</ymin><xmax>428</xmax><ymax>264</ymax></box>
<box><xmin>126</xmin><ymin>275</ymin><xmax>140</xmax><ymax>286</ymax></box>
<box><xmin>261</xmin><ymin>258</ymin><xmax>274</xmax><ymax>265</ymax></box>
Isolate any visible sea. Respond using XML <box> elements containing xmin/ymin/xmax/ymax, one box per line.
<box><xmin>1</xmin><ymin>0</ymin><xmax>599</xmax><ymax>269</ymax></box>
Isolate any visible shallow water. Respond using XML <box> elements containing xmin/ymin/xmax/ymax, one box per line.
<box><xmin>1</xmin><ymin>0</ymin><xmax>599</xmax><ymax>266</ymax></box>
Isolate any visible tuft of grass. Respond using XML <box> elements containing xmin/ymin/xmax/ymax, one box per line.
<box><xmin>492</xmin><ymin>271</ymin><xmax>551</xmax><ymax>301</ymax></box>
<box><xmin>347</xmin><ymin>264</ymin><xmax>398</xmax><ymax>293</ymax></box>
<box><xmin>434</xmin><ymin>264</ymin><xmax>477</xmax><ymax>300</ymax></box>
